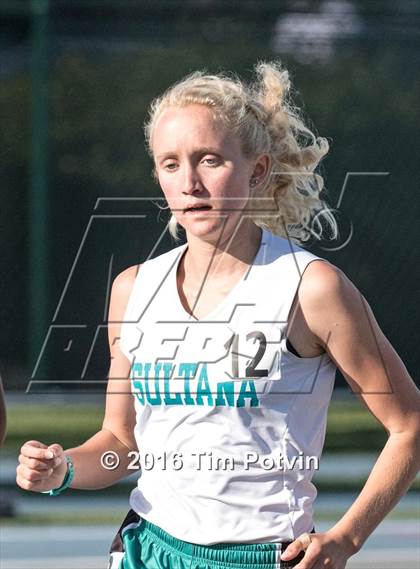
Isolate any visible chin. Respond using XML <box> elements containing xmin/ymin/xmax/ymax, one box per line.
<box><xmin>181</xmin><ymin>216</ymin><xmax>227</xmax><ymax>238</ymax></box>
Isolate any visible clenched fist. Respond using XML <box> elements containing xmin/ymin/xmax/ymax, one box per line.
<box><xmin>16</xmin><ymin>440</ymin><xmax>69</xmax><ymax>493</ymax></box>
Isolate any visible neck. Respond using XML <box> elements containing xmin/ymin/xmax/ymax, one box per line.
<box><xmin>183</xmin><ymin>222</ymin><xmax>263</xmax><ymax>281</ymax></box>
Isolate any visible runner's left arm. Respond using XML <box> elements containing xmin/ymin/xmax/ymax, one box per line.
<box><xmin>281</xmin><ymin>261</ymin><xmax>420</xmax><ymax>569</ymax></box>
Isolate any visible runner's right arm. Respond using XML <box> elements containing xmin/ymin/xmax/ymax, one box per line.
<box><xmin>16</xmin><ymin>265</ymin><xmax>141</xmax><ymax>492</ymax></box>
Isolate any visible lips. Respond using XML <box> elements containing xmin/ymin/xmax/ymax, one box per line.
<box><xmin>183</xmin><ymin>204</ymin><xmax>212</xmax><ymax>213</ymax></box>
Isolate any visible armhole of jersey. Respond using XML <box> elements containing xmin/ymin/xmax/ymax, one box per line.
<box><xmin>286</xmin><ymin>337</ymin><xmax>302</xmax><ymax>358</ymax></box>
<box><xmin>119</xmin><ymin>264</ymin><xmax>143</xmax><ymax>362</ymax></box>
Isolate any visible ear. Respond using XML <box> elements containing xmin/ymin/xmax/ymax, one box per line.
<box><xmin>250</xmin><ymin>154</ymin><xmax>271</xmax><ymax>184</ymax></box>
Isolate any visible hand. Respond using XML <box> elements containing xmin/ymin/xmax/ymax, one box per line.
<box><xmin>280</xmin><ymin>529</ymin><xmax>356</xmax><ymax>569</ymax></box>
<box><xmin>16</xmin><ymin>440</ymin><xmax>68</xmax><ymax>493</ymax></box>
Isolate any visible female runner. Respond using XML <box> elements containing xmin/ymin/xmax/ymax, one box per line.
<box><xmin>16</xmin><ymin>62</ymin><xmax>420</xmax><ymax>569</ymax></box>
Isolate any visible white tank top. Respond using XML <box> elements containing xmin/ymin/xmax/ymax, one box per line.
<box><xmin>120</xmin><ymin>227</ymin><xmax>337</xmax><ymax>545</ymax></box>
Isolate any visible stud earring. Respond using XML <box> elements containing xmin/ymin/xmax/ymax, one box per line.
<box><xmin>250</xmin><ymin>178</ymin><xmax>259</xmax><ymax>188</ymax></box>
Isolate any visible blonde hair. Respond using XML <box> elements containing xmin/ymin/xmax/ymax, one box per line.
<box><xmin>144</xmin><ymin>61</ymin><xmax>338</xmax><ymax>245</ymax></box>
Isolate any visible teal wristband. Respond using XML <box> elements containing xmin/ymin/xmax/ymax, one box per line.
<box><xmin>42</xmin><ymin>455</ymin><xmax>74</xmax><ymax>496</ymax></box>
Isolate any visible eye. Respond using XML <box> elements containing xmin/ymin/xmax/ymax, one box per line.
<box><xmin>163</xmin><ymin>161</ymin><xmax>178</xmax><ymax>171</ymax></box>
<box><xmin>202</xmin><ymin>156</ymin><xmax>221</xmax><ymax>166</ymax></box>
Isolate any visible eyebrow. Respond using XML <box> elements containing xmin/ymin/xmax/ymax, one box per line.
<box><xmin>156</xmin><ymin>147</ymin><xmax>222</xmax><ymax>161</ymax></box>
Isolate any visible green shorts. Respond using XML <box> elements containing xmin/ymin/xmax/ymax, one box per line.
<box><xmin>108</xmin><ymin>510</ymin><xmax>306</xmax><ymax>569</ymax></box>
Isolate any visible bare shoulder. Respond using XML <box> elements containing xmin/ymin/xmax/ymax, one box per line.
<box><xmin>112</xmin><ymin>265</ymin><xmax>141</xmax><ymax>301</ymax></box>
<box><xmin>106</xmin><ymin>264</ymin><xmax>141</xmax><ymax>397</ymax></box>
<box><xmin>109</xmin><ymin>264</ymin><xmax>141</xmax><ymax>321</ymax></box>
<box><xmin>295</xmin><ymin>259</ymin><xmax>366</xmax><ymax>346</ymax></box>
<box><xmin>299</xmin><ymin>259</ymin><xmax>355</xmax><ymax>303</ymax></box>
<box><xmin>104</xmin><ymin>266</ymin><xmax>140</xmax><ymax>448</ymax></box>
<box><xmin>296</xmin><ymin>260</ymin><xmax>419</xmax><ymax>433</ymax></box>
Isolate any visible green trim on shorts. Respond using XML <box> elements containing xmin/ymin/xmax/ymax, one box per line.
<box><xmin>119</xmin><ymin>517</ymin><xmax>299</xmax><ymax>569</ymax></box>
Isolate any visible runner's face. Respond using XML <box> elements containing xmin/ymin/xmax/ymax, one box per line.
<box><xmin>152</xmin><ymin>104</ymin><xmax>255</xmax><ymax>239</ymax></box>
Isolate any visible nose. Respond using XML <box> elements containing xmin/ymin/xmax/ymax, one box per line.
<box><xmin>182</xmin><ymin>162</ymin><xmax>203</xmax><ymax>195</ymax></box>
